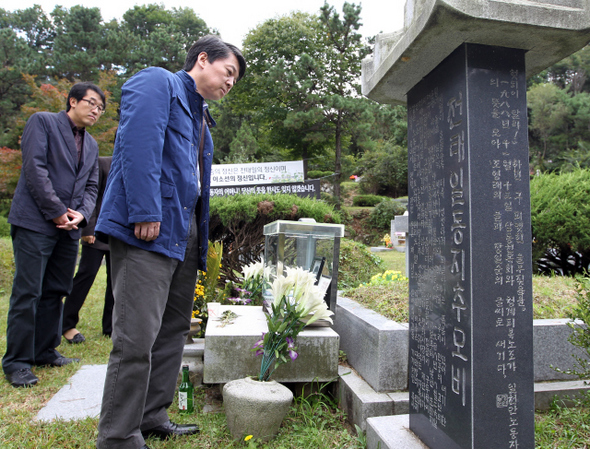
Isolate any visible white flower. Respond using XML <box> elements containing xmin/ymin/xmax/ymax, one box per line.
<box><xmin>242</xmin><ymin>259</ymin><xmax>265</xmax><ymax>280</ymax></box>
<box><xmin>270</xmin><ymin>266</ymin><xmax>333</xmax><ymax>325</ymax></box>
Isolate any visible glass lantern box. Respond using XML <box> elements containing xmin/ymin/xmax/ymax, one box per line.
<box><xmin>263</xmin><ymin>219</ymin><xmax>345</xmax><ymax>312</ymax></box>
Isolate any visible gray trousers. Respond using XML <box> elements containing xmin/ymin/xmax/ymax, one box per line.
<box><xmin>96</xmin><ymin>220</ymin><xmax>199</xmax><ymax>449</ymax></box>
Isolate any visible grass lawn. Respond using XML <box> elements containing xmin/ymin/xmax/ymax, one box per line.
<box><xmin>0</xmin><ymin>238</ymin><xmax>587</xmax><ymax>447</ymax></box>
<box><xmin>355</xmin><ymin>249</ymin><xmax>578</xmax><ymax>322</ymax></box>
<box><xmin>0</xmin><ymin>237</ymin><xmax>362</xmax><ymax>449</ymax></box>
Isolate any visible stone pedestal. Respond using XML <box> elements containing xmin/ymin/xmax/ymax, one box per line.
<box><xmin>203</xmin><ymin>305</ymin><xmax>339</xmax><ymax>384</ymax></box>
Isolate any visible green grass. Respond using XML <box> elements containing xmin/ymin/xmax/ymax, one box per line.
<box><xmin>535</xmin><ymin>393</ymin><xmax>590</xmax><ymax>448</ymax></box>
<box><xmin>348</xmin><ymin>249</ymin><xmax>577</xmax><ymax>323</ymax></box>
<box><xmin>0</xmin><ymin>237</ymin><xmax>363</xmax><ymax>449</ymax></box>
<box><xmin>0</xmin><ymin>237</ymin><xmax>587</xmax><ymax>448</ymax></box>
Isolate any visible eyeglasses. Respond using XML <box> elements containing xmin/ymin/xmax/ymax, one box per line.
<box><xmin>80</xmin><ymin>98</ymin><xmax>106</xmax><ymax>114</ymax></box>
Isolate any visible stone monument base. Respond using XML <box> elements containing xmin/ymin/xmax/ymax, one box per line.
<box><xmin>366</xmin><ymin>415</ymin><xmax>428</xmax><ymax>449</ymax></box>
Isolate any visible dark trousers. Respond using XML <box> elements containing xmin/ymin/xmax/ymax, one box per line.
<box><xmin>2</xmin><ymin>225</ymin><xmax>79</xmax><ymax>374</ymax></box>
<box><xmin>62</xmin><ymin>245</ymin><xmax>114</xmax><ymax>336</ymax></box>
<box><xmin>97</xmin><ymin>217</ymin><xmax>199</xmax><ymax>449</ymax></box>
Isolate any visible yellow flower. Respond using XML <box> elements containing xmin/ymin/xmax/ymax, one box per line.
<box><xmin>245</xmin><ymin>435</ymin><xmax>253</xmax><ymax>441</ymax></box>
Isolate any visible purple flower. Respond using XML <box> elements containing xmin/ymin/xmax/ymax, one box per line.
<box><xmin>286</xmin><ymin>337</ymin><xmax>298</xmax><ymax>360</ymax></box>
<box><xmin>252</xmin><ymin>333</ymin><xmax>265</xmax><ymax>356</ymax></box>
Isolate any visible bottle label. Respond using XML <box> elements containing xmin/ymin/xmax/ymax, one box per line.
<box><xmin>179</xmin><ymin>392</ymin><xmax>188</xmax><ymax>410</ymax></box>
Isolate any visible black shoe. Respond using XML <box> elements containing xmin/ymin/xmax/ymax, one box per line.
<box><xmin>141</xmin><ymin>421</ymin><xmax>199</xmax><ymax>440</ymax></box>
<box><xmin>42</xmin><ymin>356</ymin><xmax>80</xmax><ymax>367</ymax></box>
<box><xmin>6</xmin><ymin>368</ymin><xmax>39</xmax><ymax>387</ymax></box>
<box><xmin>63</xmin><ymin>332</ymin><xmax>85</xmax><ymax>344</ymax></box>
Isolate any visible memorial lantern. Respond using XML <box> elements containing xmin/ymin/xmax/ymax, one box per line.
<box><xmin>263</xmin><ymin>219</ymin><xmax>344</xmax><ymax>312</ymax></box>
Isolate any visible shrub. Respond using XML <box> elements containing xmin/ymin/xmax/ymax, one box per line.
<box><xmin>337</xmin><ymin>239</ymin><xmax>383</xmax><ymax>289</ymax></box>
<box><xmin>209</xmin><ymin>194</ymin><xmax>342</xmax><ymax>282</ymax></box>
<box><xmin>357</xmin><ymin>144</ymin><xmax>408</xmax><ymax>197</ymax></box>
<box><xmin>307</xmin><ymin>170</ymin><xmax>332</xmax><ymax>180</ymax></box>
<box><xmin>531</xmin><ymin>169</ymin><xmax>590</xmax><ymax>274</ymax></box>
<box><xmin>352</xmin><ymin>194</ymin><xmax>383</xmax><ymax>207</ymax></box>
<box><xmin>369</xmin><ymin>199</ymin><xmax>407</xmax><ymax>231</ymax></box>
<box><xmin>553</xmin><ymin>275</ymin><xmax>590</xmax><ymax>379</ymax></box>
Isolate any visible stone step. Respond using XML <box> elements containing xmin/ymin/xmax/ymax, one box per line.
<box><xmin>366</xmin><ymin>415</ymin><xmax>428</xmax><ymax>449</ymax></box>
<box><xmin>339</xmin><ymin>364</ymin><xmax>590</xmax><ymax>436</ymax></box>
<box><xmin>184</xmin><ymin>338</ymin><xmax>205</xmax><ymax>359</ymax></box>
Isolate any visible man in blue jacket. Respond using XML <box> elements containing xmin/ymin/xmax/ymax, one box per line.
<box><xmin>2</xmin><ymin>82</ymin><xmax>103</xmax><ymax>387</ymax></box>
<box><xmin>96</xmin><ymin>35</ymin><xmax>246</xmax><ymax>449</ymax></box>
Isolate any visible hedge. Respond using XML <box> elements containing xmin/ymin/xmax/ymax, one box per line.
<box><xmin>208</xmin><ymin>193</ymin><xmax>342</xmax><ymax>281</ymax></box>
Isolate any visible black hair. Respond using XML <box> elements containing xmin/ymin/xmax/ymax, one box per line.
<box><xmin>66</xmin><ymin>82</ymin><xmax>106</xmax><ymax>112</ymax></box>
<box><xmin>184</xmin><ymin>35</ymin><xmax>246</xmax><ymax>81</ymax></box>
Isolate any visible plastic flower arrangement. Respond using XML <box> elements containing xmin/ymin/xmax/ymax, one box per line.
<box><xmin>228</xmin><ymin>259</ymin><xmax>270</xmax><ymax>306</ymax></box>
<box><xmin>193</xmin><ymin>241</ymin><xmax>225</xmax><ymax>334</ymax></box>
<box><xmin>382</xmin><ymin>234</ymin><xmax>393</xmax><ymax>249</ymax></box>
<box><xmin>252</xmin><ymin>267</ymin><xmax>334</xmax><ymax>381</ymax></box>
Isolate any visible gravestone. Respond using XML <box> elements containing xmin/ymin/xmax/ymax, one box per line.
<box><xmin>407</xmin><ymin>43</ymin><xmax>533</xmax><ymax>449</ymax></box>
<box><xmin>361</xmin><ymin>1</ymin><xmax>590</xmax><ymax>448</ymax></box>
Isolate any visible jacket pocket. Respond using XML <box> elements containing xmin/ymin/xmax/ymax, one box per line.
<box><xmin>167</xmin><ymin>97</ymin><xmax>192</xmax><ymax>141</ymax></box>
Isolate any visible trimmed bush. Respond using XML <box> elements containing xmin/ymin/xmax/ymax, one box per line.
<box><xmin>209</xmin><ymin>194</ymin><xmax>342</xmax><ymax>282</ymax></box>
<box><xmin>369</xmin><ymin>198</ymin><xmax>407</xmax><ymax>232</ymax></box>
<box><xmin>352</xmin><ymin>194</ymin><xmax>383</xmax><ymax>207</ymax></box>
<box><xmin>307</xmin><ymin>170</ymin><xmax>332</xmax><ymax>180</ymax></box>
<box><xmin>531</xmin><ymin>169</ymin><xmax>590</xmax><ymax>274</ymax></box>
<box><xmin>337</xmin><ymin>239</ymin><xmax>384</xmax><ymax>289</ymax></box>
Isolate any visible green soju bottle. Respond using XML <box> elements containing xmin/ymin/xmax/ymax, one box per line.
<box><xmin>178</xmin><ymin>365</ymin><xmax>194</xmax><ymax>414</ymax></box>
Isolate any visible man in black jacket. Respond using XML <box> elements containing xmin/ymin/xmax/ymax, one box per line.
<box><xmin>62</xmin><ymin>156</ymin><xmax>113</xmax><ymax>343</ymax></box>
<box><xmin>2</xmin><ymin>82</ymin><xmax>103</xmax><ymax>388</ymax></box>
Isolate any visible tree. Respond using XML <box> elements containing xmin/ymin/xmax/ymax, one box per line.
<box><xmin>528</xmin><ymin>83</ymin><xmax>571</xmax><ymax>171</ymax></box>
<box><xmin>50</xmin><ymin>5</ymin><xmax>108</xmax><ymax>81</ymax></box>
<box><xmin>238</xmin><ymin>11</ymin><xmax>327</xmax><ymax>166</ymax></box>
<box><xmin>315</xmin><ymin>1</ymin><xmax>374</xmax><ymax>208</ymax></box>
<box><xmin>0</xmin><ymin>28</ymin><xmax>35</xmax><ymax>147</ymax></box>
<box><xmin>17</xmin><ymin>72</ymin><xmax>119</xmax><ymax>155</ymax></box>
<box><xmin>119</xmin><ymin>4</ymin><xmax>212</xmax><ymax>76</ymax></box>
<box><xmin>224</xmin><ymin>123</ymin><xmax>259</xmax><ymax>163</ymax></box>
<box><xmin>358</xmin><ymin>141</ymin><xmax>408</xmax><ymax>197</ymax></box>
<box><xmin>239</xmin><ymin>3</ymin><xmax>375</xmax><ymax>208</ymax></box>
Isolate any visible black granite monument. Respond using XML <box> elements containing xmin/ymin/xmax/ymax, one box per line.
<box><xmin>407</xmin><ymin>43</ymin><xmax>534</xmax><ymax>448</ymax></box>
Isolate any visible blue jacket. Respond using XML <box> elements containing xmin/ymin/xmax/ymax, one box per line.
<box><xmin>9</xmin><ymin>110</ymin><xmax>99</xmax><ymax>239</ymax></box>
<box><xmin>96</xmin><ymin>68</ymin><xmax>215</xmax><ymax>266</ymax></box>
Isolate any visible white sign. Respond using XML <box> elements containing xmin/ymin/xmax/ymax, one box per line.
<box><xmin>210</xmin><ymin>161</ymin><xmax>304</xmax><ymax>187</ymax></box>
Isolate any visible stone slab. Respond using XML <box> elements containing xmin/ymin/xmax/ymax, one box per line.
<box><xmin>337</xmin><ymin>297</ymin><xmax>588</xmax><ymax>390</ymax></box>
<box><xmin>535</xmin><ymin>380</ymin><xmax>590</xmax><ymax>410</ymax></box>
<box><xmin>203</xmin><ymin>305</ymin><xmax>339</xmax><ymax>384</ymax></box>
<box><xmin>36</xmin><ymin>364</ymin><xmax>106</xmax><ymax>422</ymax></box>
<box><xmin>335</xmin><ymin>297</ymin><xmax>408</xmax><ymax>392</ymax></box>
<box><xmin>338</xmin><ymin>366</ymin><xmax>394</xmax><ymax>431</ymax></box>
<box><xmin>362</xmin><ymin>0</ymin><xmax>590</xmax><ymax>104</ymax></box>
<box><xmin>533</xmin><ymin>319</ymin><xmax>589</xmax><ymax>381</ymax></box>
<box><xmin>366</xmin><ymin>415</ymin><xmax>429</xmax><ymax>449</ymax></box>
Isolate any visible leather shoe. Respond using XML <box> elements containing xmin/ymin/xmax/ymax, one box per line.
<box><xmin>64</xmin><ymin>332</ymin><xmax>85</xmax><ymax>344</ymax></box>
<box><xmin>42</xmin><ymin>356</ymin><xmax>80</xmax><ymax>367</ymax></box>
<box><xmin>6</xmin><ymin>368</ymin><xmax>38</xmax><ymax>387</ymax></box>
<box><xmin>142</xmin><ymin>420</ymin><xmax>199</xmax><ymax>440</ymax></box>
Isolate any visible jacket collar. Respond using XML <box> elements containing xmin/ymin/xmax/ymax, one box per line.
<box><xmin>176</xmin><ymin>70</ymin><xmax>216</xmax><ymax>128</ymax></box>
